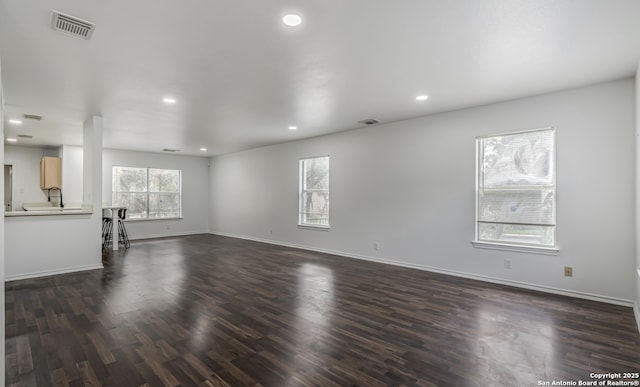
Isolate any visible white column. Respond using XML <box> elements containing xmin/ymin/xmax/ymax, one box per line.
<box><xmin>83</xmin><ymin>116</ymin><xmax>103</xmax><ymax>252</ymax></box>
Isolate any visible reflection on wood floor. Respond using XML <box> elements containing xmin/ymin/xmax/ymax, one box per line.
<box><xmin>5</xmin><ymin>234</ymin><xmax>640</xmax><ymax>386</ymax></box>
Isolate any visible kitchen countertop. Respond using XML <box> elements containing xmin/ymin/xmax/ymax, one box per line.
<box><xmin>5</xmin><ymin>205</ymin><xmax>93</xmax><ymax>217</ymax></box>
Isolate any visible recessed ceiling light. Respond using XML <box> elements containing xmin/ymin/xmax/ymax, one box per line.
<box><xmin>288</xmin><ymin>126</ymin><xmax>297</xmax><ymax>130</ymax></box>
<box><xmin>8</xmin><ymin>119</ymin><xmax>22</xmax><ymax>125</ymax></box>
<box><xmin>283</xmin><ymin>14</ymin><xmax>302</xmax><ymax>27</ymax></box>
<box><xmin>163</xmin><ymin>97</ymin><xmax>176</xmax><ymax>104</ymax></box>
<box><xmin>6</xmin><ymin>138</ymin><xmax>17</xmax><ymax>142</ymax></box>
<box><xmin>416</xmin><ymin>95</ymin><xmax>429</xmax><ymax>101</ymax></box>
<box><xmin>200</xmin><ymin>147</ymin><xmax>207</xmax><ymax>152</ymax></box>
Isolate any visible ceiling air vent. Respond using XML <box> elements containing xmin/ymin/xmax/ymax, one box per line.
<box><xmin>357</xmin><ymin>118</ymin><xmax>380</xmax><ymax>125</ymax></box>
<box><xmin>50</xmin><ymin>10</ymin><xmax>96</xmax><ymax>40</ymax></box>
<box><xmin>17</xmin><ymin>134</ymin><xmax>34</xmax><ymax>139</ymax></box>
<box><xmin>23</xmin><ymin>113</ymin><xmax>43</xmax><ymax>121</ymax></box>
<box><xmin>162</xmin><ymin>148</ymin><xmax>180</xmax><ymax>153</ymax></box>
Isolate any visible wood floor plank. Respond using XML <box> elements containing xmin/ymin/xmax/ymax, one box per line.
<box><xmin>5</xmin><ymin>234</ymin><xmax>640</xmax><ymax>386</ymax></box>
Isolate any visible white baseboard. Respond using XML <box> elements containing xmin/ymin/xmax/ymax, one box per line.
<box><xmin>6</xmin><ymin>264</ymin><xmax>104</xmax><ymax>282</ymax></box>
<box><xmin>128</xmin><ymin>230</ymin><xmax>210</xmax><ymax>241</ymax></box>
<box><xmin>211</xmin><ymin>231</ymin><xmax>635</xmax><ymax>308</ymax></box>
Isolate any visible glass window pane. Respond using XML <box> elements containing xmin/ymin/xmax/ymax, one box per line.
<box><xmin>149</xmin><ymin>193</ymin><xmax>181</xmax><ymax>218</ymax></box>
<box><xmin>113</xmin><ymin>167</ymin><xmax>147</xmax><ymax>192</ymax></box>
<box><xmin>114</xmin><ymin>192</ymin><xmax>148</xmax><ymax>219</ymax></box>
<box><xmin>479</xmin><ymin>188</ymin><xmax>555</xmax><ymax>225</ymax></box>
<box><xmin>149</xmin><ymin>169</ymin><xmax>180</xmax><ymax>192</ymax></box>
<box><xmin>301</xmin><ymin>190</ymin><xmax>329</xmax><ymax>215</ymax></box>
<box><xmin>478</xmin><ymin>223</ymin><xmax>555</xmax><ymax>247</ymax></box>
<box><xmin>304</xmin><ymin>157</ymin><xmax>329</xmax><ymax>190</ymax></box>
<box><xmin>481</xmin><ymin>130</ymin><xmax>554</xmax><ymax>187</ymax></box>
<box><xmin>301</xmin><ymin>213</ymin><xmax>329</xmax><ymax>226</ymax></box>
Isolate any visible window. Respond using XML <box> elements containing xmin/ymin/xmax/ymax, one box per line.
<box><xmin>474</xmin><ymin>128</ymin><xmax>556</xmax><ymax>251</ymax></box>
<box><xmin>299</xmin><ymin>156</ymin><xmax>330</xmax><ymax>227</ymax></box>
<box><xmin>112</xmin><ymin>166</ymin><xmax>181</xmax><ymax>219</ymax></box>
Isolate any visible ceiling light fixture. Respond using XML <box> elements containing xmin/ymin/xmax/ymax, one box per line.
<box><xmin>288</xmin><ymin>126</ymin><xmax>297</xmax><ymax>130</ymax></box>
<box><xmin>200</xmin><ymin>147</ymin><xmax>207</xmax><ymax>152</ymax></box>
<box><xmin>6</xmin><ymin>138</ymin><xmax>17</xmax><ymax>142</ymax></box>
<box><xmin>283</xmin><ymin>14</ymin><xmax>302</xmax><ymax>27</ymax></box>
<box><xmin>416</xmin><ymin>95</ymin><xmax>429</xmax><ymax>101</ymax></box>
<box><xmin>163</xmin><ymin>97</ymin><xmax>176</xmax><ymax>104</ymax></box>
<box><xmin>23</xmin><ymin>114</ymin><xmax>43</xmax><ymax>121</ymax></box>
<box><xmin>8</xmin><ymin>119</ymin><xmax>22</xmax><ymax>125</ymax></box>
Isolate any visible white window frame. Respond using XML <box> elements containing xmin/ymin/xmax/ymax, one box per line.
<box><xmin>472</xmin><ymin>128</ymin><xmax>558</xmax><ymax>255</ymax></box>
<box><xmin>112</xmin><ymin>166</ymin><xmax>182</xmax><ymax>220</ymax></box>
<box><xmin>298</xmin><ymin>156</ymin><xmax>330</xmax><ymax>229</ymax></box>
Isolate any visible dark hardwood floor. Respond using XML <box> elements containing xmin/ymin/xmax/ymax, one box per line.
<box><xmin>5</xmin><ymin>234</ymin><xmax>640</xmax><ymax>386</ymax></box>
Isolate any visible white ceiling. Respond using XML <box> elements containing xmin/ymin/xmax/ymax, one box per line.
<box><xmin>1</xmin><ymin>0</ymin><xmax>640</xmax><ymax>156</ymax></box>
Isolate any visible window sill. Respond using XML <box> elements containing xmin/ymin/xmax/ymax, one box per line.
<box><xmin>471</xmin><ymin>240</ymin><xmax>558</xmax><ymax>255</ymax></box>
<box><xmin>298</xmin><ymin>224</ymin><xmax>331</xmax><ymax>231</ymax></box>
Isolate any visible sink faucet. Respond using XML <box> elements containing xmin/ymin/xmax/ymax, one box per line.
<box><xmin>47</xmin><ymin>188</ymin><xmax>64</xmax><ymax>208</ymax></box>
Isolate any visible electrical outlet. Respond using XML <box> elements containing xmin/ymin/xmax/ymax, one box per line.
<box><xmin>504</xmin><ymin>259</ymin><xmax>512</xmax><ymax>269</ymax></box>
<box><xmin>564</xmin><ymin>266</ymin><xmax>573</xmax><ymax>277</ymax></box>
<box><xmin>373</xmin><ymin>242</ymin><xmax>380</xmax><ymax>251</ymax></box>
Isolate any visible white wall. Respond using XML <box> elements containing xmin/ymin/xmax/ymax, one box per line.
<box><xmin>61</xmin><ymin>144</ymin><xmax>83</xmax><ymax>205</ymax></box>
<box><xmin>4</xmin><ymin>145</ymin><xmax>59</xmax><ymax>209</ymax></box>
<box><xmin>102</xmin><ymin>149</ymin><xmax>210</xmax><ymax>239</ymax></box>
<box><xmin>5</xmin><ymin>214</ymin><xmax>103</xmax><ymax>278</ymax></box>
<box><xmin>210</xmin><ymin>78</ymin><xmax>636</xmax><ymax>303</ymax></box>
